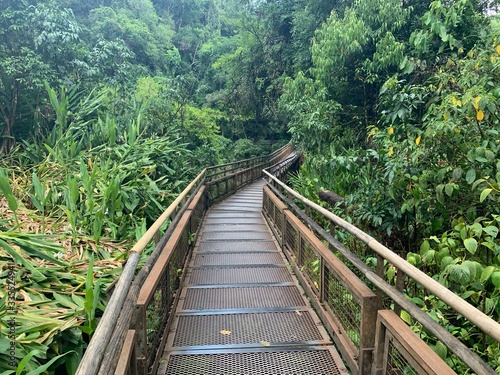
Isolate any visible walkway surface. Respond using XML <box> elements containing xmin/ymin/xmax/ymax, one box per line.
<box><xmin>157</xmin><ymin>180</ymin><xmax>347</xmax><ymax>375</ymax></box>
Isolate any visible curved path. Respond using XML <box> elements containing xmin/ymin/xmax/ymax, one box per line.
<box><xmin>157</xmin><ymin>180</ymin><xmax>347</xmax><ymax>375</ymax></box>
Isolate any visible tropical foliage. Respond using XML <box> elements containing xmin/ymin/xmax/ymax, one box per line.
<box><xmin>2</xmin><ymin>0</ymin><xmax>500</xmax><ymax>373</ymax></box>
<box><xmin>279</xmin><ymin>0</ymin><xmax>500</xmax><ymax>371</ymax></box>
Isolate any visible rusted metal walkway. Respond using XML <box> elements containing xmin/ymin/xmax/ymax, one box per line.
<box><xmin>157</xmin><ymin>180</ymin><xmax>347</xmax><ymax>374</ymax></box>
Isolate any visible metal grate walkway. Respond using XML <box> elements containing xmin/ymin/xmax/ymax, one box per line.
<box><xmin>157</xmin><ymin>180</ymin><xmax>348</xmax><ymax>375</ymax></box>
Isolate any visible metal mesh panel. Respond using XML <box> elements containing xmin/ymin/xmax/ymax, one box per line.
<box><xmin>189</xmin><ymin>267</ymin><xmax>293</xmax><ymax>285</ymax></box>
<box><xmin>192</xmin><ymin>253</ymin><xmax>284</xmax><ymax>266</ymax></box>
<box><xmin>146</xmin><ymin>275</ymin><xmax>169</xmax><ymax>358</ymax></box>
<box><xmin>182</xmin><ymin>286</ymin><xmax>306</xmax><ymax>310</ymax></box>
<box><xmin>172</xmin><ymin>310</ymin><xmax>327</xmax><ymax>347</ymax></box>
<box><xmin>275</xmin><ymin>209</ymin><xmax>284</xmax><ymax>238</ymax></box>
<box><xmin>198</xmin><ymin>240</ymin><xmax>278</xmax><ymax>252</ymax></box>
<box><xmin>217</xmin><ymin>204</ymin><xmax>261</xmax><ymax>212</ymax></box>
<box><xmin>203</xmin><ymin>224</ymin><xmax>268</xmax><ymax>232</ymax></box>
<box><xmin>207</xmin><ymin>211</ymin><xmax>262</xmax><ymax>219</ymax></box>
<box><xmin>205</xmin><ymin>218</ymin><xmax>264</xmax><ymax>225</ymax></box>
<box><xmin>386</xmin><ymin>339</ymin><xmax>418</xmax><ymax>375</ymax></box>
<box><xmin>145</xmin><ymin>231</ymin><xmax>190</xmax><ymax>370</ymax></box>
<box><xmin>300</xmin><ymin>238</ymin><xmax>321</xmax><ymax>293</ymax></box>
<box><xmin>263</xmin><ymin>194</ymin><xmax>271</xmax><ymax>216</ymax></box>
<box><xmin>164</xmin><ymin>349</ymin><xmax>345</xmax><ymax>375</ymax></box>
<box><xmin>284</xmin><ymin>219</ymin><xmax>298</xmax><ymax>258</ymax></box>
<box><xmin>324</xmin><ymin>265</ymin><xmax>361</xmax><ymax>347</ymax></box>
<box><xmin>201</xmin><ymin>231</ymin><xmax>273</xmax><ymax>241</ymax></box>
<box><xmin>208</xmin><ymin>184</ymin><xmax>218</xmax><ymax>202</ymax></box>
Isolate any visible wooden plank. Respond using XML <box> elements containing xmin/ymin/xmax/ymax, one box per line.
<box><xmin>377</xmin><ymin>310</ymin><xmax>457</xmax><ymax>375</ymax></box>
<box><xmin>114</xmin><ymin>330</ymin><xmax>136</xmax><ymax>375</ymax></box>
<box><xmin>137</xmin><ymin>210</ymin><xmax>192</xmax><ymax>307</ymax></box>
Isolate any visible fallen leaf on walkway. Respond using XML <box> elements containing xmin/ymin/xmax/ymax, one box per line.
<box><xmin>219</xmin><ymin>329</ymin><xmax>232</xmax><ymax>335</ymax></box>
<box><xmin>295</xmin><ymin>309</ymin><xmax>302</xmax><ymax>316</ymax></box>
<box><xmin>260</xmin><ymin>340</ymin><xmax>270</xmax><ymax>346</ymax></box>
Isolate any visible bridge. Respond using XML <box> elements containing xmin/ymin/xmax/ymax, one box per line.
<box><xmin>76</xmin><ymin>146</ymin><xmax>500</xmax><ymax>375</ymax></box>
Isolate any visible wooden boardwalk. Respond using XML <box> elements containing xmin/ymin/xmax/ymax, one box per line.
<box><xmin>157</xmin><ymin>180</ymin><xmax>347</xmax><ymax>375</ymax></box>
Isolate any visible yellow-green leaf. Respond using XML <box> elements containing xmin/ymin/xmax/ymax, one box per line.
<box><xmin>480</xmin><ymin>188</ymin><xmax>493</xmax><ymax>202</ymax></box>
<box><xmin>400</xmin><ymin>310</ymin><xmax>412</xmax><ymax>324</ymax></box>
<box><xmin>476</xmin><ymin>109</ymin><xmax>484</xmax><ymax>121</ymax></box>
<box><xmin>464</xmin><ymin>238</ymin><xmax>478</xmax><ymax>254</ymax></box>
<box><xmin>388</xmin><ymin>127</ymin><xmax>394</xmax><ymax>135</ymax></box>
<box><xmin>496</xmin><ymin>45</ymin><xmax>500</xmax><ymax>55</ymax></box>
<box><xmin>415</xmin><ymin>136</ymin><xmax>421</xmax><ymax>146</ymax></box>
<box><xmin>492</xmin><ymin>271</ymin><xmax>500</xmax><ymax>288</ymax></box>
<box><xmin>473</xmin><ymin>97</ymin><xmax>481</xmax><ymax>110</ymax></box>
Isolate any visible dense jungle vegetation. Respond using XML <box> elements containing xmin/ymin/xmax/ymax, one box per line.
<box><xmin>1</xmin><ymin>0</ymin><xmax>500</xmax><ymax>373</ymax></box>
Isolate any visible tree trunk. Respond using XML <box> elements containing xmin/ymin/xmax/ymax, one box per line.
<box><xmin>0</xmin><ymin>84</ymin><xmax>18</xmax><ymax>154</ymax></box>
<box><xmin>318</xmin><ymin>190</ymin><xmax>344</xmax><ymax>207</ymax></box>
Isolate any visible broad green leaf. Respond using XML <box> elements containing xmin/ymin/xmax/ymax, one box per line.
<box><xmin>463</xmin><ymin>238</ymin><xmax>478</xmax><ymax>254</ymax></box>
<box><xmin>485</xmin><ymin>298</ymin><xmax>497</xmax><ymax>314</ymax></box>
<box><xmin>440</xmin><ymin>256</ymin><xmax>454</xmax><ymax>270</ymax></box>
<box><xmin>480</xmin><ymin>188</ymin><xmax>493</xmax><ymax>202</ymax></box>
<box><xmin>481</xmin><ymin>266</ymin><xmax>495</xmax><ymax>284</ymax></box>
<box><xmin>444</xmin><ymin>183</ymin><xmax>454</xmax><ymax>197</ymax></box>
<box><xmin>420</xmin><ymin>240</ymin><xmax>430</xmax><ymax>254</ymax></box>
<box><xmin>450</xmin><ymin>264</ymin><xmax>470</xmax><ymax>285</ymax></box>
<box><xmin>492</xmin><ymin>272</ymin><xmax>500</xmax><ymax>288</ymax></box>
<box><xmin>465</xmin><ymin>169</ymin><xmax>476</xmax><ymax>184</ymax></box>
<box><xmin>433</xmin><ymin>341</ymin><xmax>447</xmax><ymax>360</ymax></box>
<box><xmin>483</xmin><ymin>225</ymin><xmax>499</xmax><ymax>238</ymax></box>
<box><xmin>400</xmin><ymin>310</ymin><xmax>412</xmax><ymax>324</ymax></box>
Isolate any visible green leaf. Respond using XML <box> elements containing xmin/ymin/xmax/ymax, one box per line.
<box><xmin>440</xmin><ymin>256</ymin><xmax>454</xmax><ymax>270</ymax></box>
<box><xmin>465</xmin><ymin>169</ymin><xmax>476</xmax><ymax>184</ymax></box>
<box><xmin>480</xmin><ymin>188</ymin><xmax>493</xmax><ymax>202</ymax></box>
<box><xmin>433</xmin><ymin>341</ymin><xmax>448</xmax><ymax>360</ymax></box>
<box><xmin>0</xmin><ymin>239</ymin><xmax>45</xmax><ymax>281</ymax></box>
<box><xmin>444</xmin><ymin>183</ymin><xmax>454</xmax><ymax>197</ymax></box>
<box><xmin>492</xmin><ymin>272</ymin><xmax>500</xmax><ymax>288</ymax></box>
<box><xmin>420</xmin><ymin>240</ymin><xmax>430</xmax><ymax>254</ymax></box>
<box><xmin>480</xmin><ymin>266</ymin><xmax>496</xmax><ymax>284</ymax></box>
<box><xmin>483</xmin><ymin>226</ymin><xmax>499</xmax><ymax>238</ymax></box>
<box><xmin>450</xmin><ymin>264</ymin><xmax>470</xmax><ymax>285</ymax></box>
<box><xmin>25</xmin><ymin>351</ymin><xmax>74</xmax><ymax>375</ymax></box>
<box><xmin>0</xmin><ymin>168</ymin><xmax>18</xmax><ymax>213</ymax></box>
<box><xmin>16</xmin><ymin>351</ymin><xmax>38</xmax><ymax>375</ymax></box>
<box><xmin>400</xmin><ymin>310</ymin><xmax>412</xmax><ymax>324</ymax></box>
<box><xmin>463</xmin><ymin>238</ymin><xmax>478</xmax><ymax>254</ymax></box>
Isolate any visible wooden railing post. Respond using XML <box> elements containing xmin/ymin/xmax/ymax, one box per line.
<box><xmin>359</xmin><ymin>295</ymin><xmax>378</xmax><ymax>375</ymax></box>
<box><xmin>394</xmin><ymin>268</ymin><xmax>406</xmax><ymax>316</ymax></box>
<box><xmin>132</xmin><ymin>304</ymin><xmax>147</xmax><ymax>375</ymax></box>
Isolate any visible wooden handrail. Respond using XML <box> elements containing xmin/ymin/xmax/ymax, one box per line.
<box><xmin>263</xmin><ymin>170</ymin><xmax>500</xmax><ymax>344</ymax></box>
<box><xmin>130</xmin><ymin>169</ymin><xmax>206</xmax><ymax>253</ymax></box>
<box><xmin>205</xmin><ymin>144</ymin><xmax>291</xmax><ymax>173</ymax></box>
